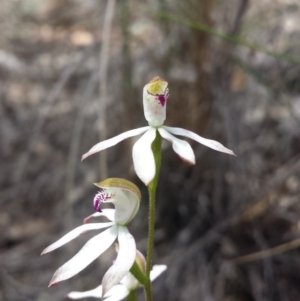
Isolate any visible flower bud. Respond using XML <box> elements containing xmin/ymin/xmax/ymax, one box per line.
<box><xmin>143</xmin><ymin>76</ymin><xmax>169</xmax><ymax>127</ymax></box>
<box><xmin>135</xmin><ymin>250</ymin><xmax>146</xmax><ymax>274</ymax></box>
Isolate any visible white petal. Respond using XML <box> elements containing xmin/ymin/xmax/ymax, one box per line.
<box><xmin>103</xmin><ymin>286</ymin><xmax>129</xmax><ymax>301</ymax></box>
<box><xmin>82</xmin><ymin>127</ymin><xmax>149</xmax><ymax>161</ymax></box>
<box><xmin>100</xmin><ymin>209</ymin><xmax>116</xmax><ymax>222</ymax></box>
<box><xmin>67</xmin><ymin>285</ymin><xmax>103</xmax><ymax>299</ymax></box>
<box><xmin>158</xmin><ymin>128</ymin><xmax>195</xmax><ymax>164</ymax></box>
<box><xmin>102</xmin><ymin>226</ymin><xmax>136</xmax><ymax>296</ymax></box>
<box><xmin>41</xmin><ymin>222</ymin><xmax>114</xmax><ymax>254</ymax></box>
<box><xmin>121</xmin><ymin>272</ymin><xmax>139</xmax><ymax>291</ymax></box>
<box><xmin>84</xmin><ymin>209</ymin><xmax>115</xmax><ymax>224</ymax></box>
<box><xmin>49</xmin><ymin>225</ymin><xmax>118</xmax><ymax>286</ymax></box>
<box><xmin>67</xmin><ymin>284</ymin><xmax>129</xmax><ymax>301</ymax></box>
<box><xmin>163</xmin><ymin>126</ymin><xmax>235</xmax><ymax>156</ymax></box>
<box><xmin>132</xmin><ymin>128</ymin><xmax>156</xmax><ymax>185</ymax></box>
<box><xmin>150</xmin><ymin>265</ymin><xmax>167</xmax><ymax>281</ymax></box>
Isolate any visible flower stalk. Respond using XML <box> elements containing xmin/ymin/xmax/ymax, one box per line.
<box><xmin>144</xmin><ymin>130</ymin><xmax>162</xmax><ymax>301</ymax></box>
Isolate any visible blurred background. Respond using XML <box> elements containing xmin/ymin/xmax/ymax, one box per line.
<box><xmin>1</xmin><ymin>0</ymin><xmax>300</xmax><ymax>300</ymax></box>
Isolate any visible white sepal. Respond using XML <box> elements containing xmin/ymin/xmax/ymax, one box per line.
<box><xmin>132</xmin><ymin>128</ymin><xmax>157</xmax><ymax>185</ymax></box>
<box><xmin>121</xmin><ymin>273</ymin><xmax>140</xmax><ymax>291</ymax></box>
<box><xmin>82</xmin><ymin>127</ymin><xmax>149</xmax><ymax>161</ymax></box>
<box><xmin>150</xmin><ymin>264</ymin><xmax>167</xmax><ymax>281</ymax></box>
<box><xmin>67</xmin><ymin>284</ymin><xmax>128</xmax><ymax>301</ymax></box>
<box><xmin>83</xmin><ymin>209</ymin><xmax>116</xmax><ymax>224</ymax></box>
<box><xmin>67</xmin><ymin>285</ymin><xmax>103</xmax><ymax>299</ymax></box>
<box><xmin>158</xmin><ymin>128</ymin><xmax>195</xmax><ymax>164</ymax></box>
<box><xmin>102</xmin><ymin>285</ymin><xmax>129</xmax><ymax>301</ymax></box>
<box><xmin>66</xmin><ymin>263</ymin><xmax>167</xmax><ymax>300</ymax></box>
<box><xmin>41</xmin><ymin>222</ymin><xmax>114</xmax><ymax>255</ymax></box>
<box><xmin>48</xmin><ymin>225</ymin><xmax>118</xmax><ymax>286</ymax></box>
<box><xmin>102</xmin><ymin>226</ymin><xmax>136</xmax><ymax>297</ymax></box>
<box><xmin>163</xmin><ymin>126</ymin><xmax>235</xmax><ymax>156</ymax></box>
<box><xmin>66</xmin><ymin>284</ymin><xmax>129</xmax><ymax>301</ymax></box>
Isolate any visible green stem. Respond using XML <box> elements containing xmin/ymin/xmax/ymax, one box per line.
<box><xmin>130</xmin><ymin>258</ymin><xmax>152</xmax><ymax>301</ymax></box>
<box><xmin>144</xmin><ymin>130</ymin><xmax>162</xmax><ymax>301</ymax></box>
<box><xmin>144</xmin><ymin>279</ymin><xmax>152</xmax><ymax>301</ymax></box>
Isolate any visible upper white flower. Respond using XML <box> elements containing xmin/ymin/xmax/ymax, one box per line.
<box><xmin>42</xmin><ymin>178</ymin><xmax>141</xmax><ymax>297</ymax></box>
<box><xmin>82</xmin><ymin>77</ymin><xmax>235</xmax><ymax>186</ymax></box>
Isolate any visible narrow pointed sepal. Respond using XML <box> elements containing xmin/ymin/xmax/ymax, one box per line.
<box><xmin>67</xmin><ymin>284</ymin><xmax>129</xmax><ymax>301</ymax></box>
<box><xmin>67</xmin><ymin>285</ymin><xmax>103</xmax><ymax>299</ymax></box>
<box><xmin>150</xmin><ymin>265</ymin><xmax>167</xmax><ymax>281</ymax></box>
<box><xmin>41</xmin><ymin>222</ymin><xmax>114</xmax><ymax>255</ymax></box>
<box><xmin>48</xmin><ymin>226</ymin><xmax>118</xmax><ymax>287</ymax></box>
<box><xmin>81</xmin><ymin>127</ymin><xmax>149</xmax><ymax>161</ymax></box>
<box><xmin>102</xmin><ymin>226</ymin><xmax>136</xmax><ymax>297</ymax></box>
<box><xmin>83</xmin><ymin>209</ymin><xmax>116</xmax><ymax>224</ymax></box>
<box><xmin>158</xmin><ymin>128</ymin><xmax>195</xmax><ymax>164</ymax></box>
<box><xmin>163</xmin><ymin>126</ymin><xmax>236</xmax><ymax>156</ymax></box>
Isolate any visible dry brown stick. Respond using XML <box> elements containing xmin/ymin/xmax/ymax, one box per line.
<box><xmin>98</xmin><ymin>0</ymin><xmax>116</xmax><ymax>179</ymax></box>
<box><xmin>240</xmin><ymin>153</ymin><xmax>300</xmax><ymax>222</ymax></box>
<box><xmin>63</xmin><ymin>68</ymin><xmax>99</xmax><ymax>231</ymax></box>
<box><xmin>231</xmin><ymin>237</ymin><xmax>300</xmax><ymax>264</ymax></box>
<box><xmin>169</xmin><ymin>154</ymin><xmax>300</xmax><ymax>270</ymax></box>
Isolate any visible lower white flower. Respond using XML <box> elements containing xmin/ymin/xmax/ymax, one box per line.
<box><xmin>82</xmin><ymin>77</ymin><xmax>235</xmax><ymax>186</ymax></box>
<box><xmin>42</xmin><ymin>178</ymin><xmax>141</xmax><ymax>297</ymax></box>
<box><xmin>67</xmin><ymin>264</ymin><xmax>167</xmax><ymax>300</ymax></box>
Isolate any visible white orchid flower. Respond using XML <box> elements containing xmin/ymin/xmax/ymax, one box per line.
<box><xmin>42</xmin><ymin>178</ymin><xmax>141</xmax><ymax>297</ymax></box>
<box><xmin>67</xmin><ymin>265</ymin><xmax>167</xmax><ymax>300</ymax></box>
<box><xmin>82</xmin><ymin>77</ymin><xmax>235</xmax><ymax>186</ymax></box>
<box><xmin>67</xmin><ymin>250</ymin><xmax>167</xmax><ymax>300</ymax></box>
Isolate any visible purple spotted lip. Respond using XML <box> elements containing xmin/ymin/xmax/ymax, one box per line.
<box><xmin>93</xmin><ymin>190</ymin><xmax>112</xmax><ymax>212</ymax></box>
